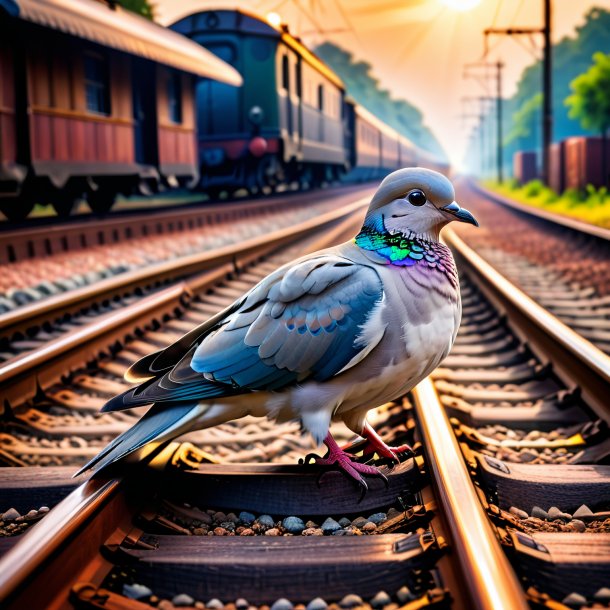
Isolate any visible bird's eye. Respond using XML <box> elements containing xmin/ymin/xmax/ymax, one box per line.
<box><xmin>408</xmin><ymin>190</ymin><xmax>427</xmax><ymax>206</ymax></box>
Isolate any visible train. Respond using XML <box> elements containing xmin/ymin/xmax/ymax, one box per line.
<box><xmin>0</xmin><ymin>2</ymin><xmax>447</xmax><ymax>220</ymax></box>
<box><xmin>514</xmin><ymin>136</ymin><xmax>610</xmax><ymax>193</ymax></box>
<box><xmin>0</xmin><ymin>0</ymin><xmax>241</xmax><ymax>220</ymax></box>
<box><xmin>170</xmin><ymin>9</ymin><xmax>449</xmax><ymax>195</ymax></box>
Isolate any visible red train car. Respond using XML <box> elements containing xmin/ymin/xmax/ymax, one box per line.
<box><xmin>0</xmin><ymin>0</ymin><xmax>240</xmax><ymax>219</ymax></box>
<box><xmin>564</xmin><ymin>136</ymin><xmax>610</xmax><ymax>191</ymax></box>
<box><xmin>513</xmin><ymin>151</ymin><xmax>537</xmax><ymax>185</ymax></box>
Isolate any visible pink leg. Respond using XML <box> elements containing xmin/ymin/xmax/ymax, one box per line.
<box><xmin>301</xmin><ymin>432</ymin><xmax>388</xmax><ymax>499</ymax></box>
<box><xmin>359</xmin><ymin>422</ymin><xmax>413</xmax><ymax>463</ymax></box>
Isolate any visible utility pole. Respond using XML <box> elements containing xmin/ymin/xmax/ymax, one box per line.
<box><xmin>484</xmin><ymin>0</ymin><xmax>552</xmax><ymax>184</ymax></box>
<box><xmin>460</xmin><ymin>96</ymin><xmax>493</xmax><ymax>177</ymax></box>
<box><xmin>463</xmin><ymin>63</ymin><xmax>505</xmax><ymax>183</ymax></box>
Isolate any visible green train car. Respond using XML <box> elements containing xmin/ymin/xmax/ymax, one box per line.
<box><xmin>171</xmin><ymin>9</ymin><xmax>350</xmax><ymax>195</ymax></box>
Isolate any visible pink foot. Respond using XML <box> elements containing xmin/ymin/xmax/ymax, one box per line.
<box><xmin>346</xmin><ymin>422</ymin><xmax>414</xmax><ymax>463</ymax></box>
<box><xmin>301</xmin><ymin>432</ymin><xmax>388</xmax><ymax>501</ymax></box>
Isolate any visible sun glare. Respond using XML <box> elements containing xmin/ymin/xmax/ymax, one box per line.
<box><xmin>266</xmin><ymin>12</ymin><xmax>282</xmax><ymax>28</ymax></box>
<box><xmin>440</xmin><ymin>0</ymin><xmax>481</xmax><ymax>11</ymax></box>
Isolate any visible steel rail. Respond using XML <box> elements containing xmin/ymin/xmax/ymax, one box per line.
<box><xmin>412</xmin><ymin>378</ymin><xmax>529</xmax><ymax>610</ymax></box>
<box><xmin>0</xmin><ymin>196</ymin><xmax>369</xmax><ymax>337</ymax></box>
<box><xmin>469</xmin><ymin>178</ymin><xmax>610</xmax><ymax>241</ymax></box>
<box><xmin>0</xmin><ymin>205</ymin><xmax>365</xmax><ymax>405</ymax></box>
<box><xmin>0</xmin><ymin>476</ymin><xmax>121</xmax><ymax>606</ymax></box>
<box><xmin>444</xmin><ymin>228</ymin><xmax>610</xmax><ymax>418</ymax></box>
<box><xmin>0</xmin><ymin>184</ymin><xmax>375</xmax><ymax>262</ymax></box>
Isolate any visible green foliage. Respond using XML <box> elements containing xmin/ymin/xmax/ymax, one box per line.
<box><xmin>566</xmin><ymin>52</ymin><xmax>610</xmax><ymax>134</ymax></box>
<box><xmin>505</xmin><ymin>93</ymin><xmax>542</xmax><ymax>146</ymax></box>
<box><xmin>115</xmin><ymin>0</ymin><xmax>155</xmax><ymax>20</ymax></box>
<box><xmin>485</xmin><ymin>179</ymin><xmax>610</xmax><ymax>228</ymax></box>
<box><xmin>470</xmin><ymin>8</ymin><xmax>610</xmax><ymax>173</ymax></box>
<box><xmin>315</xmin><ymin>42</ymin><xmax>446</xmax><ymax>160</ymax></box>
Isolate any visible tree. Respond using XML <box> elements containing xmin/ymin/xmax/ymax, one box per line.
<box><xmin>115</xmin><ymin>0</ymin><xmax>155</xmax><ymax>21</ymax></box>
<box><xmin>566</xmin><ymin>52</ymin><xmax>610</xmax><ymax>184</ymax></box>
<box><xmin>315</xmin><ymin>42</ymin><xmax>446</xmax><ymax>160</ymax></box>
<box><xmin>505</xmin><ymin>93</ymin><xmax>542</xmax><ymax>147</ymax></box>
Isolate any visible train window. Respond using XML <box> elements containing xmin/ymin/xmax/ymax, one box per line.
<box><xmin>282</xmin><ymin>55</ymin><xmax>290</xmax><ymax>91</ymax></box>
<box><xmin>167</xmin><ymin>71</ymin><xmax>183</xmax><ymax>124</ymax></box>
<box><xmin>318</xmin><ymin>84</ymin><xmax>324</xmax><ymax>112</ymax></box>
<box><xmin>84</xmin><ymin>52</ymin><xmax>111</xmax><ymax>115</ymax></box>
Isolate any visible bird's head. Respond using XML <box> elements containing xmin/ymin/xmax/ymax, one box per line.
<box><xmin>362</xmin><ymin>167</ymin><xmax>478</xmax><ymax>243</ymax></box>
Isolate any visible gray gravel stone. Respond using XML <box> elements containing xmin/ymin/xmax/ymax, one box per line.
<box><xmin>172</xmin><ymin>593</ymin><xmax>195</xmax><ymax>606</ymax></box>
<box><xmin>338</xmin><ymin>517</ymin><xmax>352</xmax><ymax>528</ymax></box>
<box><xmin>339</xmin><ymin>594</ymin><xmax>363</xmax><ymax>608</ymax></box>
<box><xmin>282</xmin><ymin>516</ymin><xmax>305</xmax><ymax>534</ymax></box>
<box><xmin>2</xmin><ymin>508</ymin><xmax>20</xmax><ymax>522</ymax></box>
<box><xmin>351</xmin><ymin>516</ymin><xmax>369</xmax><ymax>529</ymax></box>
<box><xmin>271</xmin><ymin>598</ymin><xmax>294</xmax><ymax>610</ymax></box>
<box><xmin>36</xmin><ymin>281</ymin><xmax>60</xmax><ymax>296</ymax></box>
<box><xmin>531</xmin><ymin>506</ymin><xmax>548</xmax><ymax>520</ymax></box>
<box><xmin>594</xmin><ymin>587</ymin><xmax>610</xmax><ymax>602</ymax></box>
<box><xmin>0</xmin><ymin>297</ymin><xmax>16</xmax><ymax>312</ymax></box>
<box><xmin>370</xmin><ymin>591</ymin><xmax>392</xmax><ymax>607</ymax></box>
<box><xmin>509</xmin><ymin>507</ymin><xmax>528</xmax><ymax>520</ymax></box>
<box><xmin>396</xmin><ymin>587</ymin><xmax>415</xmax><ymax>603</ymax></box>
<box><xmin>306</xmin><ymin>598</ymin><xmax>328</xmax><ymax>610</ymax></box>
<box><xmin>235</xmin><ymin>598</ymin><xmax>250</xmax><ymax>609</ymax></box>
<box><xmin>573</xmin><ymin>504</ymin><xmax>593</xmax><ymax>519</ymax></box>
<box><xmin>257</xmin><ymin>514</ymin><xmax>275</xmax><ymax>528</ymax></box>
<box><xmin>570</xmin><ymin>519</ymin><xmax>586</xmax><ymax>532</ymax></box>
<box><xmin>321</xmin><ymin>517</ymin><xmax>342</xmax><ymax>534</ymax></box>
<box><xmin>122</xmin><ymin>583</ymin><xmax>152</xmax><ymax>600</ymax></box>
<box><xmin>206</xmin><ymin>599</ymin><xmax>224</xmax><ymax>609</ymax></box>
<box><xmin>239</xmin><ymin>511</ymin><xmax>256</xmax><ymax>525</ymax></box>
<box><xmin>561</xmin><ymin>592</ymin><xmax>587</xmax><ymax>607</ymax></box>
<box><xmin>368</xmin><ymin>512</ymin><xmax>387</xmax><ymax>525</ymax></box>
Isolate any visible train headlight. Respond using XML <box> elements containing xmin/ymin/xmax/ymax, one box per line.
<box><xmin>248</xmin><ymin>106</ymin><xmax>264</xmax><ymax>126</ymax></box>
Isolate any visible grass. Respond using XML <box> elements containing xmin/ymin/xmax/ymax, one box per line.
<box><xmin>482</xmin><ymin>179</ymin><xmax>610</xmax><ymax>229</ymax></box>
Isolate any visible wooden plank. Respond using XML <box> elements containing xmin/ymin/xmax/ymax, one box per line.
<box><xmin>151</xmin><ymin>458</ymin><xmax>423</xmax><ymax>515</ymax></box>
<box><xmin>511</xmin><ymin>531</ymin><xmax>610</xmax><ymax>600</ymax></box>
<box><xmin>476</xmin><ymin>453</ymin><xmax>610</xmax><ymax>512</ymax></box>
<box><xmin>0</xmin><ymin>467</ymin><xmax>84</xmax><ymax>513</ymax></box>
<box><xmin>123</xmin><ymin>533</ymin><xmax>429</xmax><ymax>603</ymax></box>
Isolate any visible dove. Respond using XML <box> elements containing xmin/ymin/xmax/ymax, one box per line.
<box><xmin>76</xmin><ymin>167</ymin><xmax>478</xmax><ymax>492</ymax></box>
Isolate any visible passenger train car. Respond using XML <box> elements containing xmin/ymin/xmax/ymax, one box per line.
<box><xmin>0</xmin><ymin>0</ymin><xmax>241</xmax><ymax>220</ymax></box>
<box><xmin>0</xmin><ymin>2</ymin><xmax>446</xmax><ymax>219</ymax></box>
<box><xmin>171</xmin><ymin>9</ymin><xmax>449</xmax><ymax>195</ymax></box>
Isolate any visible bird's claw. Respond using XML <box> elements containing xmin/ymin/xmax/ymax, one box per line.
<box><xmin>304</xmin><ymin>449</ymin><xmax>389</xmax><ymax>502</ymax></box>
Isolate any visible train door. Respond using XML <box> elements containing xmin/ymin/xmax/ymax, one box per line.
<box><xmin>132</xmin><ymin>59</ymin><xmax>158</xmax><ymax>167</ymax></box>
<box><xmin>281</xmin><ymin>54</ymin><xmax>293</xmax><ymax>137</ymax></box>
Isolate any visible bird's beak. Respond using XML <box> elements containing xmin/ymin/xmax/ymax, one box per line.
<box><xmin>441</xmin><ymin>201</ymin><xmax>479</xmax><ymax>227</ymax></box>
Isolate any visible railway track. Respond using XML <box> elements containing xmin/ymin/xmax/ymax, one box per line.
<box><xmin>0</xmin><ymin>187</ymin><xmax>374</xmax><ymax>388</ymax></box>
<box><xmin>0</xmin><ymin>185</ymin><xmax>374</xmax><ymax>323</ymax></box>
<box><xmin>456</xmin><ymin>179</ymin><xmax>610</xmax><ymax>355</ymax></box>
<box><xmin>1</xmin><ymin>187</ymin><xmax>610</xmax><ymax>609</ymax></box>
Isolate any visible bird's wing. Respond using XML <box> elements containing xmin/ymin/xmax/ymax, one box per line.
<box><xmin>191</xmin><ymin>254</ymin><xmax>385</xmax><ymax>388</ymax></box>
<box><xmin>103</xmin><ymin>253</ymin><xmax>385</xmax><ymax>412</ymax></box>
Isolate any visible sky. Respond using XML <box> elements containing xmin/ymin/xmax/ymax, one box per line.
<box><xmin>155</xmin><ymin>0</ymin><xmax>610</xmax><ymax>167</ymax></box>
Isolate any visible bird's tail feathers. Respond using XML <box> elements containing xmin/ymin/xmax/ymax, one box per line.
<box><xmin>74</xmin><ymin>402</ymin><xmax>205</xmax><ymax>477</ymax></box>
